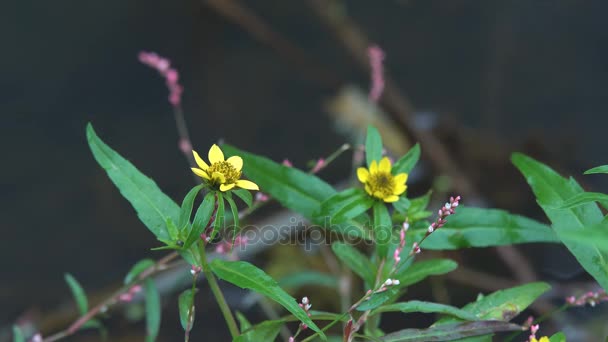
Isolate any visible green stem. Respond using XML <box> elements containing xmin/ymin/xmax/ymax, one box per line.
<box><xmin>199</xmin><ymin>241</ymin><xmax>240</xmax><ymax>338</ymax></box>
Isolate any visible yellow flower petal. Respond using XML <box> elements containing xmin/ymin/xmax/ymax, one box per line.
<box><xmin>192</xmin><ymin>150</ymin><xmax>209</xmax><ymax>170</ymax></box>
<box><xmin>369</xmin><ymin>160</ymin><xmax>378</xmax><ymax>174</ymax></box>
<box><xmin>208</xmin><ymin>144</ymin><xmax>224</xmax><ymax>164</ymax></box>
<box><xmin>212</xmin><ymin>171</ymin><xmax>226</xmax><ymax>184</ymax></box>
<box><xmin>226</xmin><ymin>156</ymin><xmax>243</xmax><ymax>172</ymax></box>
<box><xmin>236</xmin><ymin>179</ymin><xmax>259</xmax><ymax>190</ymax></box>
<box><xmin>394</xmin><ymin>173</ymin><xmax>408</xmax><ymax>185</ymax></box>
<box><xmin>384</xmin><ymin>195</ymin><xmax>399</xmax><ymax>203</ymax></box>
<box><xmin>357</xmin><ymin>167</ymin><xmax>370</xmax><ymax>183</ymax></box>
<box><xmin>379</xmin><ymin>157</ymin><xmax>391</xmax><ymax>173</ymax></box>
<box><xmin>364</xmin><ymin>184</ymin><xmax>373</xmax><ymax>196</ymax></box>
<box><xmin>220</xmin><ymin>183</ymin><xmax>236</xmax><ymax>191</ymax></box>
<box><xmin>393</xmin><ymin>184</ymin><xmax>407</xmax><ymax>196</ymax></box>
<box><xmin>191</xmin><ymin>168</ymin><xmax>210</xmax><ymax>180</ymax></box>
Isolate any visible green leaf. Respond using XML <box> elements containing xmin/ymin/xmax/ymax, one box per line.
<box><xmin>12</xmin><ymin>326</ymin><xmax>24</xmax><ymax>342</ymax></box>
<box><xmin>557</xmin><ymin>221</ymin><xmax>608</xmax><ymax>254</ymax></box>
<box><xmin>233</xmin><ymin>189</ymin><xmax>253</xmax><ymax>207</ymax></box>
<box><xmin>393</xmin><ymin>196</ymin><xmax>411</xmax><ymax>214</ymax></box>
<box><xmin>236</xmin><ymin>312</ymin><xmax>252</xmax><ymax>331</ymax></box>
<box><xmin>407</xmin><ymin>207</ymin><xmax>559</xmax><ymax>250</ymax></box>
<box><xmin>316</xmin><ymin>188</ymin><xmax>374</xmax><ymax>224</ymax></box>
<box><xmin>64</xmin><ymin>273</ymin><xmax>88</xmax><ymax>315</ymax></box>
<box><xmin>407</xmin><ymin>191</ymin><xmax>432</xmax><ymax>216</ymax></box>
<box><xmin>555</xmin><ymin>192</ymin><xmax>608</xmax><ymax>210</ymax></box>
<box><xmin>331</xmin><ymin>242</ymin><xmax>376</xmax><ymax>286</ymax></box>
<box><xmin>512</xmin><ymin>153</ymin><xmax>608</xmax><ymax>291</ymax></box>
<box><xmin>395</xmin><ymin>259</ymin><xmax>458</xmax><ymax>287</ymax></box>
<box><xmin>373</xmin><ymin>202</ymin><xmax>393</xmax><ymax>258</ymax></box>
<box><xmin>584</xmin><ymin>165</ymin><xmax>608</xmax><ymax>175</ymax></box>
<box><xmin>210</xmin><ymin>259</ymin><xmax>326</xmax><ymax>339</ymax></box>
<box><xmin>278</xmin><ymin>271</ymin><xmax>339</xmax><ymax>289</ymax></box>
<box><xmin>393</xmin><ymin>143</ymin><xmax>421</xmax><ymax>175</ymax></box>
<box><xmin>370</xmin><ymin>301</ymin><xmax>479</xmax><ymax>321</ymax></box>
<box><xmin>365</xmin><ymin>126</ymin><xmax>383</xmax><ymax>167</ymax></box>
<box><xmin>357</xmin><ymin>288</ymin><xmax>400</xmax><ymax>311</ymax></box>
<box><xmin>178</xmin><ymin>185</ymin><xmax>204</xmax><ymax>230</ymax></box>
<box><xmin>178</xmin><ymin>289</ymin><xmax>196</xmax><ymax>331</ymax></box>
<box><xmin>379</xmin><ymin>321</ymin><xmax>521</xmax><ymax>342</ymax></box>
<box><xmin>86</xmin><ymin>123</ymin><xmax>179</xmax><ymax>241</ymax></box>
<box><xmin>186</xmin><ymin>192</ymin><xmax>215</xmax><ymax>249</ymax></box>
<box><xmin>225</xmin><ymin>194</ymin><xmax>240</xmax><ymax>241</ymax></box>
<box><xmin>437</xmin><ymin>282</ymin><xmax>550</xmax><ymax>325</ymax></box>
<box><xmin>124</xmin><ymin>259</ymin><xmax>155</xmax><ymax>285</ymax></box>
<box><xmin>212</xmin><ymin>193</ymin><xmax>225</xmax><ymax>240</ymax></box>
<box><xmin>234</xmin><ymin>320</ymin><xmax>284</xmax><ymax>342</ymax></box>
<box><xmin>222</xmin><ymin>145</ymin><xmax>368</xmax><ymax>238</ymax></box>
<box><xmin>144</xmin><ymin>278</ymin><xmax>161</xmax><ymax>342</ymax></box>
<box><xmin>550</xmin><ymin>332</ymin><xmax>566</xmax><ymax>342</ymax></box>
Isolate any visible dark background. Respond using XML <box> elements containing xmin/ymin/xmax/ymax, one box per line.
<box><xmin>2</xmin><ymin>0</ymin><xmax>608</xmax><ymax>340</ymax></box>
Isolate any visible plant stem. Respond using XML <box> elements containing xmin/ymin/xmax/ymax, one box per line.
<box><xmin>198</xmin><ymin>241</ymin><xmax>240</xmax><ymax>338</ymax></box>
<box><xmin>184</xmin><ymin>272</ymin><xmax>198</xmax><ymax>342</ymax></box>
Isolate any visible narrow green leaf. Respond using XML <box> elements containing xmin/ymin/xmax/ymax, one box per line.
<box><xmin>233</xmin><ymin>189</ymin><xmax>253</xmax><ymax>207</ymax></box>
<box><xmin>222</xmin><ymin>145</ymin><xmax>368</xmax><ymax>238</ymax></box>
<box><xmin>186</xmin><ymin>192</ymin><xmax>215</xmax><ymax>249</ymax></box>
<box><xmin>557</xmin><ymin>221</ymin><xmax>608</xmax><ymax>254</ymax></box>
<box><xmin>393</xmin><ymin>197</ymin><xmax>411</xmax><ymax>214</ymax></box>
<box><xmin>212</xmin><ymin>193</ymin><xmax>225</xmax><ymax>240</ymax></box>
<box><xmin>12</xmin><ymin>326</ymin><xmax>24</xmax><ymax>342</ymax></box>
<box><xmin>365</xmin><ymin>126</ymin><xmax>383</xmax><ymax>167</ymax></box>
<box><xmin>165</xmin><ymin>218</ymin><xmax>179</xmax><ymax>241</ymax></box>
<box><xmin>380</xmin><ymin>321</ymin><xmax>521</xmax><ymax>342</ymax></box>
<box><xmin>178</xmin><ymin>185</ymin><xmax>204</xmax><ymax>230</ymax></box>
<box><xmin>555</xmin><ymin>192</ymin><xmax>608</xmax><ymax>210</ymax></box>
<box><xmin>278</xmin><ymin>271</ymin><xmax>339</xmax><ymax>289</ymax></box>
<box><xmin>406</xmin><ymin>207</ymin><xmax>559</xmax><ymax>250</ymax></box>
<box><xmin>373</xmin><ymin>202</ymin><xmax>392</xmax><ymax>258</ymax></box>
<box><xmin>64</xmin><ymin>273</ymin><xmax>88</xmax><ymax>315</ymax></box>
<box><xmin>584</xmin><ymin>165</ymin><xmax>608</xmax><ymax>175</ymax></box>
<box><xmin>124</xmin><ymin>259</ymin><xmax>155</xmax><ymax>285</ymax></box>
<box><xmin>178</xmin><ymin>289</ymin><xmax>196</xmax><ymax>331</ymax></box>
<box><xmin>393</xmin><ymin>143</ymin><xmax>421</xmax><ymax>175</ymax></box>
<box><xmin>436</xmin><ymin>282</ymin><xmax>550</xmax><ymax>325</ymax></box>
<box><xmin>550</xmin><ymin>332</ymin><xmax>566</xmax><ymax>342</ymax></box>
<box><xmin>316</xmin><ymin>188</ymin><xmax>374</xmax><ymax>224</ymax></box>
<box><xmin>86</xmin><ymin>123</ymin><xmax>179</xmax><ymax>241</ymax></box>
<box><xmin>210</xmin><ymin>260</ymin><xmax>326</xmax><ymax>339</ymax></box>
<box><xmin>225</xmin><ymin>195</ymin><xmax>240</xmax><ymax>242</ymax></box>
<box><xmin>370</xmin><ymin>301</ymin><xmax>479</xmax><ymax>321</ymax></box>
<box><xmin>357</xmin><ymin>288</ymin><xmax>400</xmax><ymax>311</ymax></box>
<box><xmin>144</xmin><ymin>279</ymin><xmax>161</xmax><ymax>342</ymax></box>
<box><xmin>395</xmin><ymin>259</ymin><xmax>457</xmax><ymax>287</ymax></box>
<box><xmin>512</xmin><ymin>153</ymin><xmax>608</xmax><ymax>291</ymax></box>
<box><xmin>332</xmin><ymin>242</ymin><xmax>376</xmax><ymax>286</ymax></box>
<box><xmin>408</xmin><ymin>191</ymin><xmax>432</xmax><ymax>216</ymax></box>
<box><xmin>234</xmin><ymin>320</ymin><xmax>284</xmax><ymax>342</ymax></box>
<box><xmin>236</xmin><ymin>312</ymin><xmax>252</xmax><ymax>331</ymax></box>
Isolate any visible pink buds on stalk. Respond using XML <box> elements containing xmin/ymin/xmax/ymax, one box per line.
<box><xmin>119</xmin><ymin>285</ymin><xmax>142</xmax><ymax>302</ymax></box>
<box><xmin>138</xmin><ymin>51</ymin><xmax>184</xmax><ymax>107</ymax></box>
<box><xmin>368</xmin><ymin>45</ymin><xmax>385</xmax><ymax>102</ymax></box>
<box><xmin>566</xmin><ymin>290</ymin><xmax>608</xmax><ymax>307</ymax></box>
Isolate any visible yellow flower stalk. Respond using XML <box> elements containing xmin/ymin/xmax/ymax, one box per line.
<box><xmin>357</xmin><ymin>157</ymin><xmax>407</xmax><ymax>203</ymax></box>
<box><xmin>191</xmin><ymin>144</ymin><xmax>259</xmax><ymax>192</ymax></box>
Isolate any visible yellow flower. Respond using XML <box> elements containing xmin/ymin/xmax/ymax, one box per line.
<box><xmin>191</xmin><ymin>144</ymin><xmax>259</xmax><ymax>192</ymax></box>
<box><xmin>357</xmin><ymin>157</ymin><xmax>407</xmax><ymax>203</ymax></box>
<box><xmin>531</xmin><ymin>337</ymin><xmax>549</xmax><ymax>342</ymax></box>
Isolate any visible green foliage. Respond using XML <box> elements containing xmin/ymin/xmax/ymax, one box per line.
<box><xmin>186</xmin><ymin>192</ymin><xmax>215</xmax><ymax>249</ymax></box>
<box><xmin>212</xmin><ymin>192</ymin><xmax>225</xmax><ymax>240</ymax></box>
<box><xmin>178</xmin><ymin>289</ymin><xmax>196</xmax><ymax>331</ymax></box>
<box><xmin>87</xmin><ymin>123</ymin><xmax>180</xmax><ymax>242</ymax></box>
<box><xmin>365</xmin><ymin>125</ymin><xmax>384</xmax><ymax>167</ymax></box>
<box><xmin>222</xmin><ymin>144</ymin><xmax>367</xmax><ymax>238</ymax></box>
<box><xmin>331</xmin><ymin>242</ymin><xmax>376</xmax><ymax>286</ymax></box>
<box><xmin>392</xmin><ymin>143</ymin><xmax>421</xmax><ymax>175</ymax></box>
<box><xmin>373</xmin><ymin>201</ymin><xmax>392</xmax><ymax>258</ymax></box>
<box><xmin>555</xmin><ymin>192</ymin><xmax>608</xmax><ymax>210</ymax></box>
<box><xmin>209</xmin><ymin>259</ymin><xmax>326</xmax><ymax>339</ymax></box>
<box><xmin>224</xmin><ymin>193</ymin><xmax>240</xmax><ymax>241</ymax></box>
<box><xmin>124</xmin><ymin>259</ymin><xmax>155</xmax><ymax>285</ymax></box>
<box><xmin>407</xmin><ymin>207</ymin><xmax>559</xmax><ymax>250</ymax></box>
<box><xmin>234</xmin><ymin>320</ymin><xmax>284</xmax><ymax>342</ymax></box>
<box><xmin>584</xmin><ymin>165</ymin><xmax>608</xmax><ymax>175</ymax></box>
<box><xmin>12</xmin><ymin>326</ymin><xmax>24</xmax><ymax>342</ymax></box>
<box><xmin>379</xmin><ymin>321</ymin><xmax>521</xmax><ymax>342</ymax></box>
<box><xmin>278</xmin><ymin>271</ymin><xmax>339</xmax><ymax>289</ymax></box>
<box><xmin>178</xmin><ymin>185</ymin><xmax>204</xmax><ymax>231</ymax></box>
<box><xmin>357</xmin><ymin>288</ymin><xmax>400</xmax><ymax>311</ymax></box>
<box><xmin>64</xmin><ymin>273</ymin><xmax>88</xmax><ymax>315</ymax></box>
<box><xmin>316</xmin><ymin>188</ymin><xmax>373</xmax><ymax>224</ymax></box>
<box><xmin>144</xmin><ymin>279</ymin><xmax>161</xmax><ymax>342</ymax></box>
<box><xmin>550</xmin><ymin>332</ymin><xmax>566</xmax><ymax>342</ymax></box>
<box><xmin>393</xmin><ymin>196</ymin><xmax>411</xmax><ymax>214</ymax></box>
<box><xmin>395</xmin><ymin>259</ymin><xmax>458</xmax><ymax>287</ymax></box>
<box><xmin>233</xmin><ymin>188</ymin><xmax>253</xmax><ymax>207</ymax></box>
<box><xmin>370</xmin><ymin>301</ymin><xmax>479</xmax><ymax>321</ymax></box>
<box><xmin>513</xmin><ymin>153</ymin><xmax>608</xmax><ymax>291</ymax></box>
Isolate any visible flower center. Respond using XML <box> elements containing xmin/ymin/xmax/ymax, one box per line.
<box><xmin>368</xmin><ymin>172</ymin><xmax>395</xmax><ymax>198</ymax></box>
<box><xmin>207</xmin><ymin>161</ymin><xmax>241</xmax><ymax>184</ymax></box>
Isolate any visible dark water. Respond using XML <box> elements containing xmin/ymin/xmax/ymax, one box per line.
<box><xmin>2</xmin><ymin>0</ymin><xmax>608</xmax><ymax>339</ymax></box>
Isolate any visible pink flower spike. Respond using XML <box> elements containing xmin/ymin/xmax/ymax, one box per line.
<box><xmin>311</xmin><ymin>158</ymin><xmax>325</xmax><ymax>173</ymax></box>
<box><xmin>282</xmin><ymin>159</ymin><xmax>293</xmax><ymax>167</ymax></box>
<box><xmin>368</xmin><ymin>44</ymin><xmax>385</xmax><ymax>102</ymax></box>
